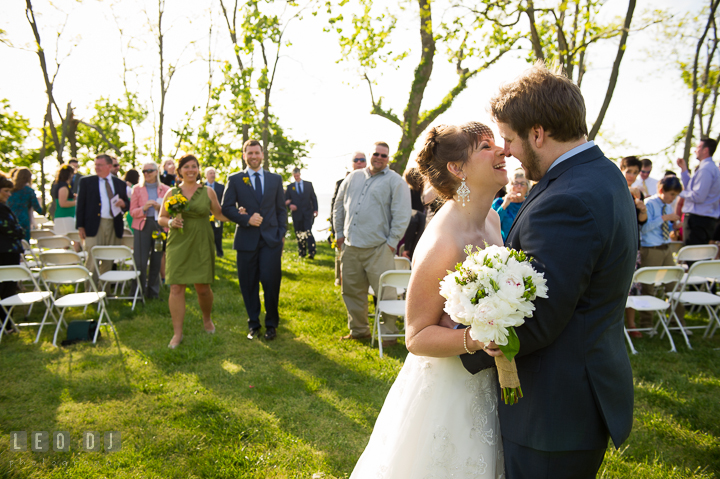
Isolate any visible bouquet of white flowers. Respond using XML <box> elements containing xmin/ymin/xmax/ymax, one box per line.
<box><xmin>439</xmin><ymin>244</ymin><xmax>548</xmax><ymax>404</ymax></box>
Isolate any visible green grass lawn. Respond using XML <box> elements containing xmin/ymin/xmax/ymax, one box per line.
<box><xmin>0</xmin><ymin>240</ymin><xmax>719</xmax><ymax>478</ymax></box>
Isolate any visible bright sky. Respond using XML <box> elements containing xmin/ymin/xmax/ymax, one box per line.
<box><xmin>0</xmin><ymin>0</ymin><xmax>706</xmax><ymax>196</ymax></box>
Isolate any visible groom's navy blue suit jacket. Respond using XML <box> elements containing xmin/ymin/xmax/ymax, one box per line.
<box><xmin>221</xmin><ymin>170</ymin><xmax>287</xmax><ymax>251</ymax></box>
<box><xmin>461</xmin><ymin>145</ymin><xmax>636</xmax><ymax>452</ymax></box>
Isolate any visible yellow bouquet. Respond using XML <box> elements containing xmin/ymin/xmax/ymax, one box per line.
<box><xmin>166</xmin><ymin>192</ymin><xmax>189</xmax><ymax>234</ymax></box>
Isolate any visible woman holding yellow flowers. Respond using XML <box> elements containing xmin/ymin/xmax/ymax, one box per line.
<box><xmin>130</xmin><ymin>162</ymin><xmax>170</xmax><ymax>300</ymax></box>
<box><xmin>159</xmin><ymin>154</ymin><xmax>230</xmax><ymax>349</ymax></box>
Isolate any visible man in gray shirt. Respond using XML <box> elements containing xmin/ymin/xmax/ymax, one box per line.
<box><xmin>333</xmin><ymin>141</ymin><xmax>411</xmax><ymax>344</ymax></box>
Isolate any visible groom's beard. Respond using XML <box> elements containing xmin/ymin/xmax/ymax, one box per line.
<box><xmin>520</xmin><ymin>139</ymin><xmax>544</xmax><ymax>182</ymax></box>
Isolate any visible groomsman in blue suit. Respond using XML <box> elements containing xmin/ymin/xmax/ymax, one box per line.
<box><xmin>285</xmin><ymin>168</ymin><xmax>319</xmax><ymax>259</ymax></box>
<box><xmin>222</xmin><ymin>140</ymin><xmax>287</xmax><ymax>341</ymax></box>
<box><xmin>204</xmin><ymin>166</ymin><xmax>225</xmax><ymax>258</ymax></box>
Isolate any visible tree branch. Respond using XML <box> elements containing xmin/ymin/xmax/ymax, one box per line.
<box><xmin>363</xmin><ymin>73</ymin><xmax>401</xmax><ymax>126</ymax></box>
<box><xmin>417</xmin><ymin>45</ymin><xmax>514</xmax><ymax>133</ymax></box>
<box><xmin>588</xmin><ymin>0</ymin><xmax>636</xmax><ymax>140</ymax></box>
<box><xmin>77</xmin><ymin>120</ymin><xmax>123</xmax><ymax>157</ymax></box>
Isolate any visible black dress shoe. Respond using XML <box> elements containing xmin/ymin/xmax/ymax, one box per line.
<box><xmin>264</xmin><ymin>328</ymin><xmax>277</xmax><ymax>340</ymax></box>
<box><xmin>247</xmin><ymin>328</ymin><xmax>261</xmax><ymax>340</ymax></box>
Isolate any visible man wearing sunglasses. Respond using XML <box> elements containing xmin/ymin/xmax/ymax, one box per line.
<box><xmin>330</xmin><ymin>152</ymin><xmax>367</xmax><ymax>285</ymax></box>
<box><xmin>333</xmin><ymin>142</ymin><xmax>411</xmax><ymax>346</ymax></box>
<box><xmin>631</xmin><ymin>158</ymin><xmax>657</xmax><ymax>197</ymax></box>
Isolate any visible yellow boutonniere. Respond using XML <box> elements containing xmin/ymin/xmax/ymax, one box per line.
<box><xmin>243</xmin><ymin>177</ymin><xmax>251</xmax><ymax>185</ymax></box>
<box><xmin>291</xmin><ymin>185</ymin><xmax>295</xmax><ymax>190</ymax></box>
<box><xmin>209</xmin><ymin>215</ymin><xmax>215</xmax><ymax>222</ymax></box>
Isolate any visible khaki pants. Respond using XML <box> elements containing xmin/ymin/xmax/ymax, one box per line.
<box><xmin>639</xmin><ymin>245</ymin><xmax>685</xmax><ymax>327</ymax></box>
<box><xmin>341</xmin><ymin>243</ymin><xmax>399</xmax><ymax>337</ymax></box>
<box><xmin>84</xmin><ymin>218</ymin><xmax>122</xmax><ymax>283</ymax></box>
<box><xmin>334</xmin><ymin>248</ymin><xmax>342</xmax><ymax>285</ymax></box>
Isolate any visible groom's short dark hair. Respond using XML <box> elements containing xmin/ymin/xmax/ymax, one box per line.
<box><xmin>490</xmin><ymin>62</ymin><xmax>588</xmax><ymax>142</ymax></box>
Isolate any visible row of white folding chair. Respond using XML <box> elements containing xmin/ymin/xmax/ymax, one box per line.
<box><xmin>668</xmin><ymin>260</ymin><xmax>720</xmax><ymax>345</ymax></box>
<box><xmin>372</xmin><ymin>269</ymin><xmax>412</xmax><ymax>358</ymax></box>
<box><xmin>41</xmin><ymin>265</ymin><xmax>118</xmax><ymax>345</ymax></box>
<box><xmin>38</xmin><ymin>245</ymin><xmax>143</xmax><ymax>311</ymax></box>
<box><xmin>22</xmin><ymin>241</ymin><xmax>142</xmax><ymax>311</ymax></box>
<box><xmin>625</xmin><ymin>266</ymin><xmax>684</xmax><ymax>354</ymax></box>
<box><xmin>0</xmin><ymin>265</ymin><xmax>58</xmax><ymax>345</ymax></box>
<box><xmin>626</xmin><ymin>261</ymin><xmax>720</xmax><ymax>354</ymax></box>
<box><xmin>0</xmin><ymin>264</ymin><xmax>118</xmax><ymax>347</ymax></box>
<box><xmin>675</xmin><ymin>245</ymin><xmax>719</xmax><ymax>303</ymax></box>
<box><xmin>92</xmin><ymin>245</ymin><xmax>144</xmax><ymax>311</ymax></box>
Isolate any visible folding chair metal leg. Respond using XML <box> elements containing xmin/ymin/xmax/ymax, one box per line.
<box><xmin>33</xmin><ymin>300</ymin><xmax>57</xmax><ymax>344</ymax></box>
<box><xmin>0</xmin><ymin>306</ymin><xmax>15</xmax><ymax>344</ymax></box>
<box><xmin>375</xmin><ymin>310</ymin><xmax>384</xmax><ymax>359</ymax></box>
<box><xmin>704</xmin><ymin>306</ymin><xmax>720</xmax><ymax>338</ymax></box>
<box><xmin>658</xmin><ymin>311</ymin><xmax>678</xmax><ymax>353</ymax></box>
<box><xmin>94</xmin><ymin>301</ymin><xmax>116</xmax><ymax>344</ymax></box>
<box><xmin>52</xmin><ymin>308</ymin><xmax>68</xmax><ymax>348</ymax></box>
<box><xmin>623</xmin><ymin>327</ymin><xmax>639</xmax><ymax>355</ymax></box>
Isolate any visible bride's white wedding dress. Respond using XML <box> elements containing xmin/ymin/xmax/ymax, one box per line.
<box><xmin>350</xmin><ymin>353</ymin><xmax>504</xmax><ymax>479</ymax></box>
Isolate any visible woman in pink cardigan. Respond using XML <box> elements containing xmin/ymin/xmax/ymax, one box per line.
<box><xmin>130</xmin><ymin>162</ymin><xmax>171</xmax><ymax>299</ymax></box>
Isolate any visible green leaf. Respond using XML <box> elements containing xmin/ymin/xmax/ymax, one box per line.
<box><xmin>498</xmin><ymin>327</ymin><xmax>520</xmax><ymax>363</ymax></box>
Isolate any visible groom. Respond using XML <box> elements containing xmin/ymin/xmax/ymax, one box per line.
<box><xmin>461</xmin><ymin>63</ymin><xmax>636</xmax><ymax>478</ymax></box>
<box><xmin>222</xmin><ymin>140</ymin><xmax>287</xmax><ymax>341</ymax></box>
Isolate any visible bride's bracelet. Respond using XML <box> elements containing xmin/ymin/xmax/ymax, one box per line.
<box><xmin>463</xmin><ymin>326</ymin><xmax>475</xmax><ymax>355</ymax></box>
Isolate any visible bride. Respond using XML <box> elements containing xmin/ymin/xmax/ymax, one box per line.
<box><xmin>350</xmin><ymin>122</ymin><xmax>509</xmax><ymax>479</ymax></box>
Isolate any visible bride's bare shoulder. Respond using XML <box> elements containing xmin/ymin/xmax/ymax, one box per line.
<box><xmin>412</xmin><ymin>211</ymin><xmax>465</xmax><ymax>274</ymax></box>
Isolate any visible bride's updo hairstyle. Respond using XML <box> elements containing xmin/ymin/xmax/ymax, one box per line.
<box><xmin>416</xmin><ymin>121</ymin><xmax>495</xmax><ymax>200</ymax></box>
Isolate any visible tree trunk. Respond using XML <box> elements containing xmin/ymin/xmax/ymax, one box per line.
<box><xmin>588</xmin><ymin>0</ymin><xmax>636</xmax><ymax>140</ymax></box>
<box><xmin>219</xmin><ymin>0</ymin><xmax>252</xmax><ymax>157</ymax></box>
<box><xmin>157</xmin><ymin>0</ymin><xmax>166</xmax><ymax>162</ymax></box>
<box><xmin>682</xmin><ymin>0</ymin><xmax>720</xmax><ymax>161</ymax></box>
<box><xmin>67</xmin><ymin>106</ymin><xmax>78</xmax><ymax>158</ymax></box>
<box><xmin>39</xmin><ymin>116</ymin><xmax>47</xmax><ymax>211</ymax></box>
<box><xmin>26</xmin><ymin>0</ymin><xmax>64</xmax><ymax>161</ymax></box>
<box><xmin>525</xmin><ymin>0</ymin><xmax>545</xmax><ymax>61</ymax></box>
<box><xmin>389</xmin><ymin>0</ymin><xmax>435</xmax><ymax>173</ymax></box>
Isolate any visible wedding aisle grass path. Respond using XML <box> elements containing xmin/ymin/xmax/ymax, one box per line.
<box><xmin>0</xmin><ymin>240</ymin><xmax>718</xmax><ymax>478</ymax></box>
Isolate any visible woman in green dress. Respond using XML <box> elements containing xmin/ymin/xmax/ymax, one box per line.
<box><xmin>158</xmin><ymin>154</ymin><xmax>231</xmax><ymax>349</ymax></box>
<box><xmin>51</xmin><ymin>164</ymin><xmax>76</xmax><ymax>235</ymax></box>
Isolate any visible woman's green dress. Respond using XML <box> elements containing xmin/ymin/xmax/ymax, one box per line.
<box><xmin>165</xmin><ymin>185</ymin><xmax>215</xmax><ymax>285</ymax></box>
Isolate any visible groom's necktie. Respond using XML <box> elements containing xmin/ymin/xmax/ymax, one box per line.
<box><xmin>298</xmin><ymin>182</ymin><xmax>303</xmax><ymax>194</ymax></box>
<box><xmin>662</xmin><ymin>204</ymin><xmax>670</xmax><ymax>241</ymax></box>
<box><xmin>253</xmin><ymin>172</ymin><xmax>263</xmax><ymax>203</ymax></box>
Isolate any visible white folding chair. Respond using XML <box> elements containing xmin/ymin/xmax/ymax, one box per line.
<box><xmin>668</xmin><ymin>260</ymin><xmax>720</xmax><ymax>347</ymax></box>
<box><xmin>30</xmin><ymin>229</ymin><xmax>56</xmax><ymax>241</ymax></box>
<box><xmin>36</xmin><ymin>235</ymin><xmax>73</xmax><ymax>252</ymax></box>
<box><xmin>675</xmin><ymin>244</ymin><xmax>719</xmax><ymax>293</ymax></box>
<box><xmin>368</xmin><ymin>257</ymin><xmax>411</xmax><ymax>299</ymax></box>
<box><xmin>21</xmin><ymin>239</ymin><xmax>41</xmax><ymax>270</ymax></box>
<box><xmin>371</xmin><ymin>270</ymin><xmax>412</xmax><ymax>358</ymax></box>
<box><xmin>121</xmin><ymin>235</ymin><xmax>134</xmax><ymax>250</ymax></box>
<box><xmin>625</xmin><ymin>266</ymin><xmax>685</xmax><ymax>354</ymax></box>
<box><xmin>39</xmin><ymin>251</ymin><xmax>83</xmax><ymax>267</ymax></box>
<box><xmin>0</xmin><ymin>265</ymin><xmax>58</xmax><ymax>345</ymax></box>
<box><xmin>394</xmin><ymin>256</ymin><xmax>411</xmax><ymax>271</ymax></box>
<box><xmin>63</xmin><ymin>231</ymin><xmax>87</xmax><ymax>260</ymax></box>
<box><xmin>39</xmin><ymin>265</ymin><xmax>117</xmax><ymax>346</ymax></box>
<box><xmin>92</xmin><ymin>245</ymin><xmax>144</xmax><ymax>310</ymax></box>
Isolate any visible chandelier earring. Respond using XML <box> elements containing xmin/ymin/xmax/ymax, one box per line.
<box><xmin>456</xmin><ymin>175</ymin><xmax>470</xmax><ymax>207</ymax></box>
